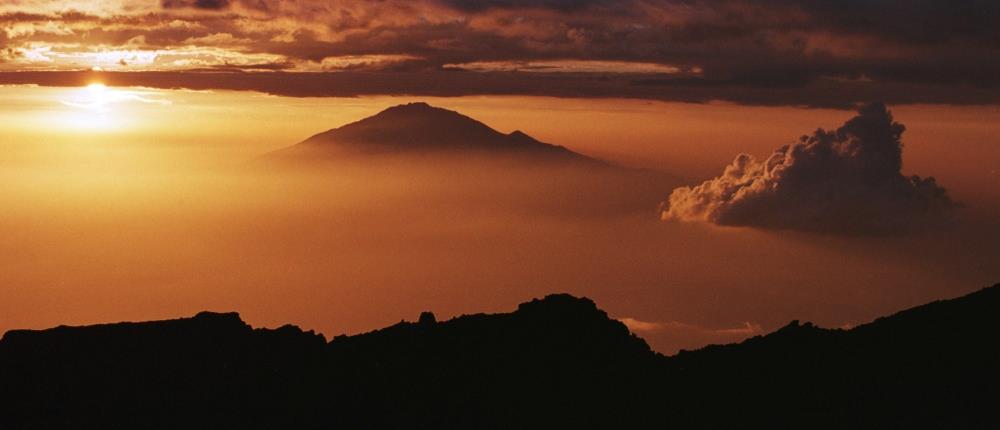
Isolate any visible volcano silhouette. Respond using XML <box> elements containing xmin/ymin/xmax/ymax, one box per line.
<box><xmin>266</xmin><ymin>102</ymin><xmax>606</xmax><ymax>165</ymax></box>
<box><xmin>255</xmin><ymin>102</ymin><xmax>680</xmax><ymax>215</ymax></box>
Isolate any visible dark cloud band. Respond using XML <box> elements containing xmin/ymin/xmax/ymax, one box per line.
<box><xmin>2</xmin><ymin>0</ymin><xmax>1000</xmax><ymax>105</ymax></box>
<box><xmin>161</xmin><ymin>0</ymin><xmax>231</xmax><ymax>10</ymax></box>
<box><xmin>4</xmin><ymin>71</ymin><xmax>1000</xmax><ymax>108</ymax></box>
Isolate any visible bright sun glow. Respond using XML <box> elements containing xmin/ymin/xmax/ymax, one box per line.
<box><xmin>63</xmin><ymin>83</ymin><xmax>114</xmax><ymax>112</ymax></box>
<box><xmin>57</xmin><ymin>82</ymin><xmax>171</xmax><ymax>131</ymax></box>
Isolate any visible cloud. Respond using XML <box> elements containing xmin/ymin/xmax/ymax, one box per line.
<box><xmin>437</xmin><ymin>0</ymin><xmax>612</xmax><ymax>12</ymax></box>
<box><xmin>618</xmin><ymin>317</ymin><xmax>665</xmax><ymax>333</ymax></box>
<box><xmin>161</xmin><ymin>0</ymin><xmax>231</xmax><ymax>10</ymax></box>
<box><xmin>0</xmin><ymin>32</ymin><xmax>18</xmax><ymax>63</ymax></box>
<box><xmin>444</xmin><ymin>60</ymin><xmax>689</xmax><ymax>74</ymax></box>
<box><xmin>8</xmin><ymin>70</ymin><xmax>1000</xmax><ymax>108</ymax></box>
<box><xmin>0</xmin><ymin>1</ymin><xmax>999</xmax><ymax>104</ymax></box>
<box><xmin>619</xmin><ymin>317</ymin><xmax>763</xmax><ymax>349</ymax></box>
<box><xmin>661</xmin><ymin>103</ymin><xmax>954</xmax><ymax>235</ymax></box>
<box><xmin>59</xmin><ymin>84</ymin><xmax>172</xmax><ymax>112</ymax></box>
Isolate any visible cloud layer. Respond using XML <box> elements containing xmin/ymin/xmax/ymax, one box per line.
<box><xmin>619</xmin><ymin>317</ymin><xmax>763</xmax><ymax>351</ymax></box>
<box><xmin>661</xmin><ymin>103</ymin><xmax>954</xmax><ymax>234</ymax></box>
<box><xmin>1</xmin><ymin>1</ymin><xmax>999</xmax><ymax>104</ymax></box>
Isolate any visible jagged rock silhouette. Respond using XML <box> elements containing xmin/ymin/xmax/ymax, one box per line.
<box><xmin>1</xmin><ymin>286</ymin><xmax>998</xmax><ymax>429</ymax></box>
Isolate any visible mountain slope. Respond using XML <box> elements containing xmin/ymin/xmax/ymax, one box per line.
<box><xmin>2</xmin><ymin>284</ymin><xmax>997</xmax><ymax>429</ymax></box>
<box><xmin>267</xmin><ymin>102</ymin><xmax>604</xmax><ymax>166</ymax></box>
<box><xmin>0</xmin><ymin>294</ymin><xmax>656</xmax><ymax>429</ymax></box>
<box><xmin>255</xmin><ymin>102</ymin><xmax>679</xmax><ymax>216</ymax></box>
<box><xmin>661</xmin><ymin>284</ymin><xmax>1000</xmax><ymax>428</ymax></box>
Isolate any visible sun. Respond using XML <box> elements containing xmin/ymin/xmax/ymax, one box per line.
<box><xmin>60</xmin><ymin>82</ymin><xmax>115</xmax><ymax>112</ymax></box>
<box><xmin>57</xmin><ymin>82</ymin><xmax>121</xmax><ymax>130</ymax></box>
<box><xmin>84</xmin><ymin>83</ymin><xmax>112</xmax><ymax>110</ymax></box>
<box><xmin>55</xmin><ymin>82</ymin><xmax>171</xmax><ymax>131</ymax></box>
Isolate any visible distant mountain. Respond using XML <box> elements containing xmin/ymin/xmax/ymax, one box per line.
<box><xmin>266</xmin><ymin>102</ymin><xmax>605</xmax><ymax>166</ymax></box>
<box><xmin>256</xmin><ymin>102</ymin><xmax>679</xmax><ymax>216</ymax></box>
<box><xmin>4</xmin><ymin>284</ymin><xmax>996</xmax><ymax>428</ymax></box>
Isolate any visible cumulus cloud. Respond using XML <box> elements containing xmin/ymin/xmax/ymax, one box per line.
<box><xmin>661</xmin><ymin>103</ymin><xmax>954</xmax><ymax>235</ymax></box>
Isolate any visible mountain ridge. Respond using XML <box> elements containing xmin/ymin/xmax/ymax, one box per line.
<box><xmin>3</xmin><ymin>285</ymin><xmax>996</xmax><ymax>428</ymax></box>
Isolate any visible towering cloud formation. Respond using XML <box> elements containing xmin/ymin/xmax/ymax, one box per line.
<box><xmin>661</xmin><ymin>103</ymin><xmax>953</xmax><ymax>235</ymax></box>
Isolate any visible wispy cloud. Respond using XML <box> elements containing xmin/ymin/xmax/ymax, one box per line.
<box><xmin>60</xmin><ymin>84</ymin><xmax>172</xmax><ymax>112</ymax></box>
<box><xmin>620</xmin><ymin>317</ymin><xmax>762</xmax><ymax>339</ymax></box>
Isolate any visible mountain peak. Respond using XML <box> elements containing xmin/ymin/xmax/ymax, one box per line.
<box><xmin>193</xmin><ymin>310</ymin><xmax>245</xmax><ymax>325</ymax></box>
<box><xmin>360</xmin><ymin>102</ymin><xmax>489</xmax><ymax>130</ymax></box>
<box><xmin>275</xmin><ymin>102</ymin><xmax>600</xmax><ymax>164</ymax></box>
<box><xmin>508</xmin><ymin>130</ymin><xmax>531</xmax><ymax>139</ymax></box>
<box><xmin>386</xmin><ymin>101</ymin><xmax>433</xmax><ymax>110</ymax></box>
<box><xmin>516</xmin><ymin>293</ymin><xmax>600</xmax><ymax>316</ymax></box>
<box><xmin>370</xmin><ymin>102</ymin><xmax>456</xmax><ymax>119</ymax></box>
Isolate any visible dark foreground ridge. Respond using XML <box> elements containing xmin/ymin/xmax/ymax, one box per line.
<box><xmin>2</xmin><ymin>285</ymin><xmax>998</xmax><ymax>429</ymax></box>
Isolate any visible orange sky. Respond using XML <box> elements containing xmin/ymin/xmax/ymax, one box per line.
<box><xmin>2</xmin><ymin>0</ymin><xmax>999</xmax><ymax>356</ymax></box>
<box><xmin>3</xmin><ymin>85</ymin><xmax>997</xmax><ymax>202</ymax></box>
<box><xmin>1</xmin><ymin>84</ymin><xmax>998</xmax><ymax>353</ymax></box>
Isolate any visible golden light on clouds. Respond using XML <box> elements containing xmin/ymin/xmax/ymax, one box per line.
<box><xmin>0</xmin><ymin>0</ymin><xmax>997</xmax><ymax>107</ymax></box>
<box><xmin>444</xmin><ymin>60</ymin><xmax>697</xmax><ymax>74</ymax></box>
<box><xmin>0</xmin><ymin>0</ymin><xmax>997</xmax><ymax>373</ymax></box>
<box><xmin>51</xmin><ymin>83</ymin><xmax>171</xmax><ymax>130</ymax></box>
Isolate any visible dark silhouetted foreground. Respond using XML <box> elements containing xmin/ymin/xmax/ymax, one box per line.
<box><xmin>2</xmin><ymin>285</ymin><xmax>998</xmax><ymax>429</ymax></box>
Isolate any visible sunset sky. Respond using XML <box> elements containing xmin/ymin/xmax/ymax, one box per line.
<box><xmin>2</xmin><ymin>0</ymin><xmax>998</xmax><ymax>353</ymax></box>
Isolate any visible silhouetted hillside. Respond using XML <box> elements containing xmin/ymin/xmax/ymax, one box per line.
<box><xmin>661</xmin><ymin>284</ymin><xmax>1000</xmax><ymax>429</ymax></box>
<box><xmin>2</xmin><ymin>285</ymin><xmax>998</xmax><ymax>429</ymax></box>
